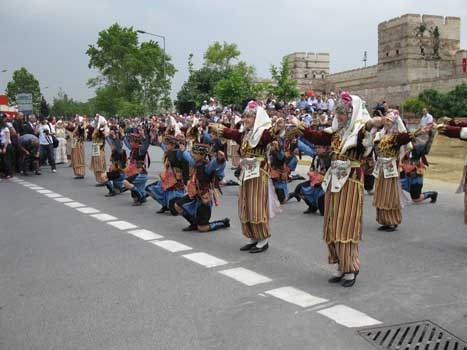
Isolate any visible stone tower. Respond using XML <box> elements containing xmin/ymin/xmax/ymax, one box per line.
<box><xmin>285</xmin><ymin>52</ymin><xmax>330</xmax><ymax>92</ymax></box>
<box><xmin>377</xmin><ymin>14</ymin><xmax>461</xmax><ymax>84</ymax></box>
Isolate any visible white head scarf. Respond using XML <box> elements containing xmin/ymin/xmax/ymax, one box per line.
<box><xmin>243</xmin><ymin>101</ymin><xmax>271</xmax><ymax>148</ymax></box>
<box><xmin>325</xmin><ymin>94</ymin><xmax>371</xmax><ymax>155</ymax></box>
<box><xmin>374</xmin><ymin>109</ymin><xmax>412</xmax><ymax>159</ymax></box>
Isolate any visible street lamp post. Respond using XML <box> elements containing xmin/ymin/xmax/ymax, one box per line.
<box><xmin>137</xmin><ymin>30</ymin><xmax>166</xmax><ymax>82</ymax></box>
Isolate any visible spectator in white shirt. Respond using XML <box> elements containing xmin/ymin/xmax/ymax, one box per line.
<box><xmin>37</xmin><ymin>116</ymin><xmax>56</xmax><ymax>173</ymax></box>
<box><xmin>420</xmin><ymin>108</ymin><xmax>434</xmax><ymax>127</ymax></box>
<box><xmin>0</xmin><ymin>114</ymin><xmax>12</xmax><ymax>178</ymax></box>
<box><xmin>327</xmin><ymin>92</ymin><xmax>336</xmax><ymax>113</ymax></box>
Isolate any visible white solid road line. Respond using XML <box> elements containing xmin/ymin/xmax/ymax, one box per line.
<box><xmin>64</xmin><ymin>202</ymin><xmax>86</xmax><ymax>208</ymax></box>
<box><xmin>29</xmin><ymin>186</ymin><xmax>44</xmax><ymax>190</ymax></box>
<box><xmin>218</xmin><ymin>267</ymin><xmax>272</xmax><ymax>286</ymax></box>
<box><xmin>127</xmin><ymin>229</ymin><xmax>163</xmax><ymax>241</ymax></box>
<box><xmin>76</xmin><ymin>207</ymin><xmax>100</xmax><ymax>214</ymax></box>
<box><xmin>107</xmin><ymin>220</ymin><xmax>138</xmax><ymax>230</ymax></box>
<box><xmin>150</xmin><ymin>240</ymin><xmax>192</xmax><ymax>253</ymax></box>
<box><xmin>45</xmin><ymin>193</ymin><xmax>62</xmax><ymax>198</ymax></box>
<box><xmin>36</xmin><ymin>189</ymin><xmax>52</xmax><ymax>194</ymax></box>
<box><xmin>182</xmin><ymin>252</ymin><xmax>228</xmax><ymax>268</ymax></box>
<box><xmin>90</xmin><ymin>213</ymin><xmax>118</xmax><ymax>222</ymax></box>
<box><xmin>265</xmin><ymin>287</ymin><xmax>328</xmax><ymax>308</ymax></box>
<box><xmin>317</xmin><ymin>305</ymin><xmax>382</xmax><ymax>328</ymax></box>
<box><xmin>54</xmin><ymin>197</ymin><xmax>74</xmax><ymax>203</ymax></box>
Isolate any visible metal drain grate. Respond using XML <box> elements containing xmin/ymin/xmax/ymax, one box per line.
<box><xmin>358</xmin><ymin>320</ymin><xmax>467</xmax><ymax>350</ymax></box>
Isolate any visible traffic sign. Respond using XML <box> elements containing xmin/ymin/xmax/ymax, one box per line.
<box><xmin>16</xmin><ymin>93</ymin><xmax>33</xmax><ymax>112</ymax></box>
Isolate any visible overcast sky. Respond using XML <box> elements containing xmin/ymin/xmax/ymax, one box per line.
<box><xmin>1</xmin><ymin>0</ymin><xmax>466</xmax><ymax>103</ymax></box>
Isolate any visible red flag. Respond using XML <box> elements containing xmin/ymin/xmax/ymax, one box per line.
<box><xmin>462</xmin><ymin>58</ymin><xmax>466</xmax><ymax>73</ymax></box>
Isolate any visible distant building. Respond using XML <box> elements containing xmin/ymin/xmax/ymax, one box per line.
<box><xmin>284</xmin><ymin>52</ymin><xmax>330</xmax><ymax>92</ymax></box>
<box><xmin>287</xmin><ymin>14</ymin><xmax>467</xmax><ymax>110</ymax></box>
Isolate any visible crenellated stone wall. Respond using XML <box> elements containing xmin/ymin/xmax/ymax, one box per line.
<box><xmin>292</xmin><ymin>13</ymin><xmax>467</xmax><ymax>110</ymax></box>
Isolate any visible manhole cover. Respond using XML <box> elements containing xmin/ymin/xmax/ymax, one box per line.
<box><xmin>358</xmin><ymin>320</ymin><xmax>467</xmax><ymax>350</ymax></box>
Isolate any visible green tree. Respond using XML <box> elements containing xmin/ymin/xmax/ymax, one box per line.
<box><xmin>86</xmin><ymin>23</ymin><xmax>175</xmax><ymax>114</ymax></box>
<box><xmin>6</xmin><ymin>67</ymin><xmax>42</xmax><ymax>112</ymax></box>
<box><xmin>176</xmin><ymin>61</ymin><xmax>227</xmax><ymax>112</ymax></box>
<box><xmin>270</xmin><ymin>57</ymin><xmax>299</xmax><ymax>102</ymax></box>
<box><xmin>204</xmin><ymin>41</ymin><xmax>240</xmax><ymax>70</ymax></box>
<box><xmin>93</xmin><ymin>86</ymin><xmax>119</xmax><ymax>116</ymax></box>
<box><xmin>50</xmin><ymin>88</ymin><xmax>94</xmax><ymax>117</ymax></box>
<box><xmin>417</xmin><ymin>89</ymin><xmax>445</xmax><ymax>117</ymax></box>
<box><xmin>177</xmin><ymin>42</ymin><xmax>252</xmax><ymax>112</ymax></box>
<box><xmin>444</xmin><ymin>83</ymin><xmax>467</xmax><ymax>117</ymax></box>
<box><xmin>401</xmin><ymin>98</ymin><xmax>424</xmax><ymax>114</ymax></box>
<box><xmin>214</xmin><ymin>62</ymin><xmax>256</xmax><ymax>107</ymax></box>
<box><xmin>117</xmin><ymin>99</ymin><xmax>145</xmax><ymax>117</ymax></box>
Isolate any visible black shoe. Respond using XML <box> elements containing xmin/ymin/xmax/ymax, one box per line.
<box><xmin>342</xmin><ymin>278</ymin><xmax>356</xmax><ymax>287</ymax></box>
<box><xmin>377</xmin><ymin>225</ymin><xmax>389</xmax><ymax>231</ymax></box>
<box><xmin>132</xmin><ymin>201</ymin><xmax>142</xmax><ymax>206</ymax></box>
<box><xmin>105</xmin><ymin>191</ymin><xmax>116</xmax><ymax>197</ymax></box>
<box><xmin>328</xmin><ymin>275</ymin><xmax>344</xmax><ymax>283</ymax></box>
<box><xmin>430</xmin><ymin>191</ymin><xmax>438</xmax><ymax>203</ymax></box>
<box><xmin>384</xmin><ymin>224</ymin><xmax>398</xmax><ymax>232</ymax></box>
<box><xmin>240</xmin><ymin>242</ymin><xmax>257</xmax><ymax>251</ymax></box>
<box><xmin>341</xmin><ymin>272</ymin><xmax>359</xmax><ymax>287</ymax></box>
<box><xmin>250</xmin><ymin>243</ymin><xmax>269</xmax><ymax>253</ymax></box>
<box><xmin>288</xmin><ymin>193</ymin><xmax>301</xmax><ymax>202</ymax></box>
<box><xmin>22</xmin><ymin>171</ymin><xmax>30</xmax><ymax>176</ymax></box>
<box><xmin>224</xmin><ymin>180</ymin><xmax>239</xmax><ymax>186</ymax></box>
<box><xmin>95</xmin><ymin>183</ymin><xmax>106</xmax><ymax>187</ymax></box>
<box><xmin>35</xmin><ymin>171</ymin><xmax>41</xmax><ymax>175</ymax></box>
<box><xmin>157</xmin><ymin>207</ymin><xmax>169</xmax><ymax>214</ymax></box>
<box><xmin>182</xmin><ymin>224</ymin><xmax>197</xmax><ymax>232</ymax></box>
<box><xmin>74</xmin><ymin>176</ymin><xmax>84</xmax><ymax>179</ymax></box>
<box><xmin>223</xmin><ymin>218</ymin><xmax>230</xmax><ymax>228</ymax></box>
<box><xmin>304</xmin><ymin>205</ymin><xmax>317</xmax><ymax>214</ymax></box>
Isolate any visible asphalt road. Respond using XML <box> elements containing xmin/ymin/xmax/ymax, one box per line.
<box><xmin>1</xmin><ymin>142</ymin><xmax>466</xmax><ymax>350</ymax></box>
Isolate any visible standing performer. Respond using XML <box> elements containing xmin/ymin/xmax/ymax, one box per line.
<box><xmin>173</xmin><ymin>143</ymin><xmax>229</xmax><ymax>232</ymax></box>
<box><xmin>212</xmin><ymin>101</ymin><xmax>281</xmax><ymax>253</ymax></box>
<box><xmin>439</xmin><ymin>118</ymin><xmax>467</xmax><ymax>224</ymax></box>
<box><xmin>146</xmin><ymin>135</ymin><xmax>188</xmax><ymax>214</ymax></box>
<box><xmin>372</xmin><ymin>111</ymin><xmax>415</xmax><ymax>232</ymax></box>
<box><xmin>90</xmin><ymin>127</ymin><xmax>107</xmax><ymax>185</ymax></box>
<box><xmin>292</xmin><ymin>92</ymin><xmax>383</xmax><ymax>287</ymax></box>
<box><xmin>69</xmin><ymin>116</ymin><xmax>86</xmax><ymax>179</ymax></box>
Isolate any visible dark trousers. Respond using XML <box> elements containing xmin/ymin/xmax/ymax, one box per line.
<box><xmin>0</xmin><ymin>144</ymin><xmax>13</xmax><ymax>176</ymax></box>
<box><xmin>21</xmin><ymin>150</ymin><xmax>39</xmax><ymax>173</ymax></box>
<box><xmin>40</xmin><ymin>144</ymin><xmax>56</xmax><ymax>170</ymax></box>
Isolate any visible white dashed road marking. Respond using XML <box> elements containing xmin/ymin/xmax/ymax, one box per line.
<box><xmin>127</xmin><ymin>229</ymin><xmax>163</xmax><ymax>241</ymax></box>
<box><xmin>150</xmin><ymin>240</ymin><xmax>192</xmax><ymax>253</ymax></box>
<box><xmin>76</xmin><ymin>207</ymin><xmax>100</xmax><ymax>214</ymax></box>
<box><xmin>15</xmin><ymin>180</ymin><xmax>384</xmax><ymax>328</ymax></box>
<box><xmin>64</xmin><ymin>202</ymin><xmax>86</xmax><ymax>208</ymax></box>
<box><xmin>54</xmin><ymin>197</ymin><xmax>74</xmax><ymax>203</ymax></box>
<box><xmin>45</xmin><ymin>193</ymin><xmax>62</xmax><ymax>198</ymax></box>
<box><xmin>317</xmin><ymin>305</ymin><xmax>382</xmax><ymax>328</ymax></box>
<box><xmin>107</xmin><ymin>220</ymin><xmax>138</xmax><ymax>230</ymax></box>
<box><xmin>90</xmin><ymin>213</ymin><xmax>118</xmax><ymax>222</ymax></box>
<box><xmin>182</xmin><ymin>252</ymin><xmax>228</xmax><ymax>268</ymax></box>
<box><xmin>265</xmin><ymin>287</ymin><xmax>328</xmax><ymax>308</ymax></box>
<box><xmin>218</xmin><ymin>267</ymin><xmax>272</xmax><ymax>286</ymax></box>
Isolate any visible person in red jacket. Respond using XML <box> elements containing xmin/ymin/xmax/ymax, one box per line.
<box><xmin>438</xmin><ymin>118</ymin><xmax>467</xmax><ymax>224</ymax></box>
